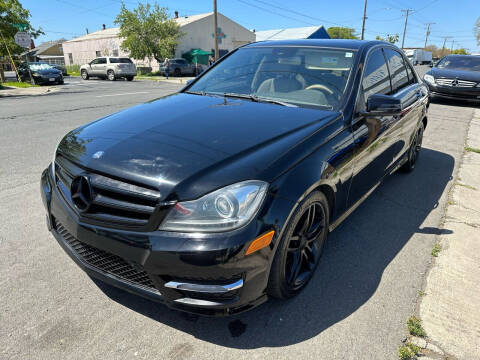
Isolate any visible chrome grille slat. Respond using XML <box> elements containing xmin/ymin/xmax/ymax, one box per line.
<box><xmin>55</xmin><ymin>219</ymin><xmax>157</xmax><ymax>291</ymax></box>
<box><xmin>435</xmin><ymin>78</ymin><xmax>477</xmax><ymax>87</ymax></box>
<box><xmin>54</xmin><ymin>156</ymin><xmax>161</xmax><ymax>230</ymax></box>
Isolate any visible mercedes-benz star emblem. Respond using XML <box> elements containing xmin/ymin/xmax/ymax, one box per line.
<box><xmin>451</xmin><ymin>79</ymin><xmax>459</xmax><ymax>87</ymax></box>
<box><xmin>70</xmin><ymin>175</ymin><xmax>93</xmax><ymax>212</ymax></box>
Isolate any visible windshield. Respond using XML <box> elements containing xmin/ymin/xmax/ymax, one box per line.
<box><xmin>188</xmin><ymin>47</ymin><xmax>356</xmax><ymax>109</ymax></box>
<box><xmin>437</xmin><ymin>56</ymin><xmax>480</xmax><ymax>71</ymax></box>
<box><xmin>29</xmin><ymin>63</ymin><xmax>54</xmax><ymax>71</ymax></box>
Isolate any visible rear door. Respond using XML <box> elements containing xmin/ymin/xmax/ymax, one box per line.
<box><xmin>348</xmin><ymin>47</ymin><xmax>396</xmax><ymax>207</ymax></box>
<box><xmin>383</xmin><ymin>48</ymin><xmax>425</xmax><ymax>164</ymax></box>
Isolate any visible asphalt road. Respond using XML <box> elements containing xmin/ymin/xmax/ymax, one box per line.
<box><xmin>1</xmin><ymin>70</ymin><xmax>477</xmax><ymax>359</ymax></box>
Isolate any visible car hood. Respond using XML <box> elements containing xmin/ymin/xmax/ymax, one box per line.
<box><xmin>33</xmin><ymin>68</ymin><xmax>61</xmax><ymax>75</ymax></box>
<box><xmin>429</xmin><ymin>67</ymin><xmax>480</xmax><ymax>82</ymax></box>
<box><xmin>58</xmin><ymin>93</ymin><xmax>339</xmax><ymax>200</ymax></box>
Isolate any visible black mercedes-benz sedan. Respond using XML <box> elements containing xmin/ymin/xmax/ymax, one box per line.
<box><xmin>41</xmin><ymin>40</ymin><xmax>428</xmax><ymax>316</ymax></box>
<box><xmin>423</xmin><ymin>54</ymin><xmax>480</xmax><ymax>102</ymax></box>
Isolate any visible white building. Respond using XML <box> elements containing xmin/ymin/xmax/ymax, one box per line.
<box><xmin>62</xmin><ymin>12</ymin><xmax>255</xmax><ymax>71</ymax></box>
<box><xmin>254</xmin><ymin>26</ymin><xmax>330</xmax><ymax>41</ymax></box>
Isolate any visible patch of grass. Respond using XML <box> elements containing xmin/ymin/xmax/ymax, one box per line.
<box><xmin>0</xmin><ymin>81</ymin><xmax>38</xmax><ymax>88</ymax></box>
<box><xmin>398</xmin><ymin>342</ymin><xmax>421</xmax><ymax>360</ymax></box>
<box><xmin>418</xmin><ymin>290</ymin><xmax>427</xmax><ymax>296</ymax></box>
<box><xmin>447</xmin><ymin>199</ymin><xmax>456</xmax><ymax>206</ymax></box>
<box><xmin>407</xmin><ymin>316</ymin><xmax>426</xmax><ymax>337</ymax></box>
<box><xmin>465</xmin><ymin>146</ymin><xmax>480</xmax><ymax>154</ymax></box>
<box><xmin>432</xmin><ymin>242</ymin><xmax>442</xmax><ymax>257</ymax></box>
<box><xmin>65</xmin><ymin>64</ymin><xmax>80</xmax><ymax>76</ymax></box>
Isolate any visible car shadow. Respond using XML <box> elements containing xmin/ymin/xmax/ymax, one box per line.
<box><xmin>430</xmin><ymin>97</ymin><xmax>480</xmax><ymax>109</ymax></box>
<box><xmin>92</xmin><ymin>147</ymin><xmax>454</xmax><ymax>349</ymax></box>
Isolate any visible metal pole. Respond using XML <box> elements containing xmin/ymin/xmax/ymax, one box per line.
<box><xmin>213</xmin><ymin>0</ymin><xmax>219</xmax><ymax>61</ymax></box>
<box><xmin>361</xmin><ymin>0</ymin><xmax>367</xmax><ymax>40</ymax></box>
<box><xmin>401</xmin><ymin>9</ymin><xmax>411</xmax><ymax>49</ymax></box>
<box><xmin>0</xmin><ymin>28</ymin><xmax>20</xmax><ymax>81</ymax></box>
<box><xmin>450</xmin><ymin>40</ymin><xmax>455</xmax><ymax>52</ymax></box>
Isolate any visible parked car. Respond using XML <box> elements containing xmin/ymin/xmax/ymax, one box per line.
<box><xmin>159</xmin><ymin>58</ymin><xmax>197</xmax><ymax>76</ymax></box>
<box><xmin>423</xmin><ymin>54</ymin><xmax>480</xmax><ymax>103</ymax></box>
<box><xmin>41</xmin><ymin>40</ymin><xmax>428</xmax><ymax>316</ymax></box>
<box><xmin>38</xmin><ymin>62</ymin><xmax>67</xmax><ymax>76</ymax></box>
<box><xmin>18</xmin><ymin>62</ymin><xmax>63</xmax><ymax>84</ymax></box>
<box><xmin>80</xmin><ymin>57</ymin><xmax>136</xmax><ymax>81</ymax></box>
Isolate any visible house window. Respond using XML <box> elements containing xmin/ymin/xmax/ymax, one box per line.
<box><xmin>112</xmin><ymin>49</ymin><xmax>119</xmax><ymax>56</ymax></box>
<box><xmin>95</xmin><ymin>50</ymin><xmax>101</xmax><ymax>57</ymax></box>
<box><xmin>68</xmin><ymin>53</ymin><xmax>73</xmax><ymax>64</ymax></box>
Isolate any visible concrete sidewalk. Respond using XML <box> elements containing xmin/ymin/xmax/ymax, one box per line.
<box><xmin>0</xmin><ymin>85</ymin><xmax>59</xmax><ymax>97</ymax></box>
<box><xmin>419</xmin><ymin>108</ymin><xmax>480</xmax><ymax>359</ymax></box>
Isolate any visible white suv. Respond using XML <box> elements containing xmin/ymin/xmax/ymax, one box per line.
<box><xmin>80</xmin><ymin>57</ymin><xmax>137</xmax><ymax>81</ymax></box>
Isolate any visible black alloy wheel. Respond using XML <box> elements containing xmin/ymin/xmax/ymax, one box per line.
<box><xmin>401</xmin><ymin>125</ymin><xmax>424</xmax><ymax>172</ymax></box>
<box><xmin>268</xmin><ymin>191</ymin><xmax>329</xmax><ymax>299</ymax></box>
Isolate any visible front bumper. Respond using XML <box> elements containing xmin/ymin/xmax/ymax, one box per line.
<box><xmin>40</xmin><ymin>166</ymin><xmax>285</xmax><ymax>316</ymax></box>
<box><xmin>34</xmin><ymin>74</ymin><xmax>63</xmax><ymax>84</ymax></box>
<box><xmin>427</xmin><ymin>83</ymin><xmax>480</xmax><ymax>102</ymax></box>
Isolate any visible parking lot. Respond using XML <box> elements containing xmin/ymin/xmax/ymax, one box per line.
<box><xmin>1</xmin><ymin>67</ymin><xmax>478</xmax><ymax>359</ymax></box>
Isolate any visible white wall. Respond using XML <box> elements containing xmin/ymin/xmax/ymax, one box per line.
<box><xmin>175</xmin><ymin>13</ymin><xmax>255</xmax><ymax>58</ymax></box>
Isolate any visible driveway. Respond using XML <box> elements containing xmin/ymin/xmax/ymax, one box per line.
<box><xmin>0</xmin><ymin>72</ymin><xmax>477</xmax><ymax>359</ymax></box>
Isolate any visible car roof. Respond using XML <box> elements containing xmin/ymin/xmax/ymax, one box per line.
<box><xmin>245</xmin><ymin>39</ymin><xmax>385</xmax><ymax>51</ymax></box>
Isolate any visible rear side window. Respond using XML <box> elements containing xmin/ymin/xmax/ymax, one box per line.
<box><xmin>362</xmin><ymin>48</ymin><xmax>391</xmax><ymax>102</ymax></box>
<box><xmin>384</xmin><ymin>49</ymin><xmax>409</xmax><ymax>92</ymax></box>
<box><xmin>110</xmin><ymin>58</ymin><xmax>133</xmax><ymax>64</ymax></box>
<box><xmin>405</xmin><ymin>62</ymin><xmax>417</xmax><ymax>85</ymax></box>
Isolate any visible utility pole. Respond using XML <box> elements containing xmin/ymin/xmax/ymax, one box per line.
<box><xmin>361</xmin><ymin>0</ymin><xmax>367</xmax><ymax>40</ymax></box>
<box><xmin>213</xmin><ymin>0</ymin><xmax>219</xmax><ymax>61</ymax></box>
<box><xmin>401</xmin><ymin>9</ymin><xmax>412</xmax><ymax>49</ymax></box>
<box><xmin>441</xmin><ymin>36</ymin><xmax>452</xmax><ymax>57</ymax></box>
<box><xmin>424</xmin><ymin>22</ymin><xmax>435</xmax><ymax>49</ymax></box>
<box><xmin>450</xmin><ymin>40</ymin><xmax>455</xmax><ymax>52</ymax></box>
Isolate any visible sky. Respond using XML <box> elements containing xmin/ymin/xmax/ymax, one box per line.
<box><xmin>22</xmin><ymin>0</ymin><xmax>480</xmax><ymax>53</ymax></box>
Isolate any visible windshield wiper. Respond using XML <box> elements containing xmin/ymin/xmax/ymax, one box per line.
<box><xmin>222</xmin><ymin>93</ymin><xmax>297</xmax><ymax>107</ymax></box>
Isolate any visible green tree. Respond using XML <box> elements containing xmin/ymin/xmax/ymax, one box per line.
<box><xmin>451</xmin><ymin>48</ymin><xmax>469</xmax><ymax>55</ymax></box>
<box><xmin>327</xmin><ymin>27</ymin><xmax>358</xmax><ymax>39</ymax></box>
<box><xmin>114</xmin><ymin>2</ymin><xmax>183</xmax><ymax>63</ymax></box>
<box><xmin>0</xmin><ymin>0</ymin><xmax>43</xmax><ymax>57</ymax></box>
<box><xmin>375</xmin><ymin>34</ymin><xmax>399</xmax><ymax>44</ymax></box>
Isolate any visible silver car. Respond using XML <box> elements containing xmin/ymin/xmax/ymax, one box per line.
<box><xmin>159</xmin><ymin>58</ymin><xmax>197</xmax><ymax>76</ymax></box>
<box><xmin>80</xmin><ymin>57</ymin><xmax>137</xmax><ymax>81</ymax></box>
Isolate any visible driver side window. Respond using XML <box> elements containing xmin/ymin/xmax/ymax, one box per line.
<box><xmin>91</xmin><ymin>59</ymin><xmax>99</xmax><ymax>65</ymax></box>
<box><xmin>361</xmin><ymin>48</ymin><xmax>391</xmax><ymax>109</ymax></box>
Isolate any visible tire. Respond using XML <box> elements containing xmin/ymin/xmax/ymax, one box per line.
<box><xmin>401</xmin><ymin>125</ymin><xmax>424</xmax><ymax>172</ymax></box>
<box><xmin>107</xmin><ymin>70</ymin><xmax>116</xmax><ymax>81</ymax></box>
<box><xmin>57</xmin><ymin>80</ymin><xmax>64</xmax><ymax>85</ymax></box>
<box><xmin>267</xmin><ymin>191</ymin><xmax>330</xmax><ymax>299</ymax></box>
<box><xmin>126</xmin><ymin>76</ymin><xmax>134</xmax><ymax>81</ymax></box>
<box><xmin>81</xmin><ymin>70</ymin><xmax>89</xmax><ymax>80</ymax></box>
<box><xmin>174</xmin><ymin>68</ymin><xmax>181</xmax><ymax>77</ymax></box>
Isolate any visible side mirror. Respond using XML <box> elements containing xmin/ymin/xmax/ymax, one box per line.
<box><xmin>429</xmin><ymin>63</ymin><xmax>434</xmax><ymax>67</ymax></box>
<box><xmin>362</xmin><ymin>94</ymin><xmax>403</xmax><ymax>116</ymax></box>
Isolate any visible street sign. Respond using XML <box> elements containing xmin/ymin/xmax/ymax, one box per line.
<box><xmin>14</xmin><ymin>31</ymin><xmax>31</xmax><ymax>48</ymax></box>
<box><xmin>13</xmin><ymin>23</ymin><xmax>29</xmax><ymax>31</ymax></box>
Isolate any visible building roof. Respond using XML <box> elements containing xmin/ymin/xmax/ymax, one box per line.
<box><xmin>65</xmin><ymin>12</ymin><xmax>215</xmax><ymax>43</ymax></box>
<box><xmin>255</xmin><ymin>26</ymin><xmax>328</xmax><ymax>41</ymax></box>
<box><xmin>20</xmin><ymin>39</ymin><xmax>66</xmax><ymax>56</ymax></box>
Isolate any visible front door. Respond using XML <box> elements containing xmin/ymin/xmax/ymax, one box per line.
<box><xmin>348</xmin><ymin>47</ymin><xmax>398</xmax><ymax>207</ymax></box>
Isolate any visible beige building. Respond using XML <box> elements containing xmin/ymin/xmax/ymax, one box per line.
<box><xmin>62</xmin><ymin>12</ymin><xmax>255</xmax><ymax>71</ymax></box>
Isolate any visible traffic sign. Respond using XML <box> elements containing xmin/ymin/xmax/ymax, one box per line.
<box><xmin>14</xmin><ymin>31</ymin><xmax>31</xmax><ymax>48</ymax></box>
<box><xmin>13</xmin><ymin>23</ymin><xmax>29</xmax><ymax>31</ymax></box>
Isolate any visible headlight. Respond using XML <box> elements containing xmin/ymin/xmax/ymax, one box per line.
<box><xmin>424</xmin><ymin>74</ymin><xmax>435</xmax><ymax>85</ymax></box>
<box><xmin>32</xmin><ymin>72</ymin><xmax>39</xmax><ymax>77</ymax></box>
<box><xmin>159</xmin><ymin>180</ymin><xmax>268</xmax><ymax>232</ymax></box>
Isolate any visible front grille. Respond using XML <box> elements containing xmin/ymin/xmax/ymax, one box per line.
<box><xmin>55</xmin><ymin>219</ymin><xmax>157</xmax><ymax>291</ymax></box>
<box><xmin>54</xmin><ymin>154</ymin><xmax>161</xmax><ymax>229</ymax></box>
<box><xmin>435</xmin><ymin>78</ymin><xmax>477</xmax><ymax>87</ymax></box>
